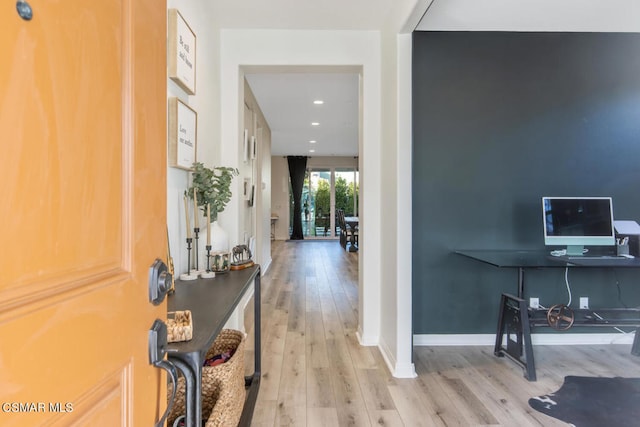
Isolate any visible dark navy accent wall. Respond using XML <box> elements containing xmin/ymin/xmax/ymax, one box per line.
<box><xmin>412</xmin><ymin>32</ymin><xmax>640</xmax><ymax>334</ymax></box>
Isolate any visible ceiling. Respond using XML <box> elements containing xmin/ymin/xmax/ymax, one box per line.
<box><xmin>211</xmin><ymin>0</ymin><xmax>398</xmax><ymax>31</ymax></box>
<box><xmin>245</xmin><ymin>72</ymin><xmax>360</xmax><ymax>157</ymax></box>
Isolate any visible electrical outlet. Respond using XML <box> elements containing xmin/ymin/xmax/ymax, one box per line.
<box><xmin>529</xmin><ymin>297</ymin><xmax>540</xmax><ymax>309</ymax></box>
<box><xmin>580</xmin><ymin>297</ymin><xmax>589</xmax><ymax>309</ymax></box>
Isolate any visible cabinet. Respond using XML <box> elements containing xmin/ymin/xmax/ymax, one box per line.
<box><xmin>166</xmin><ymin>265</ymin><xmax>261</xmax><ymax>426</ymax></box>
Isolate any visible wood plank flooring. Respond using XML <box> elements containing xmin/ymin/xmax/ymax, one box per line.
<box><xmin>244</xmin><ymin>240</ymin><xmax>640</xmax><ymax>426</ymax></box>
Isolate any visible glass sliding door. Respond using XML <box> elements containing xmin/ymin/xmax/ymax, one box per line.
<box><xmin>335</xmin><ymin>168</ymin><xmax>359</xmax><ymax>235</ymax></box>
<box><xmin>307</xmin><ymin>168</ymin><xmax>331</xmax><ymax>238</ymax></box>
<box><xmin>289</xmin><ymin>166</ymin><xmax>358</xmax><ymax>239</ymax></box>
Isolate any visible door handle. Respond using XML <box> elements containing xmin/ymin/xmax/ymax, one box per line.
<box><xmin>149</xmin><ymin>258</ymin><xmax>172</xmax><ymax>305</ymax></box>
<box><xmin>148</xmin><ymin>319</ymin><xmax>178</xmax><ymax>427</ymax></box>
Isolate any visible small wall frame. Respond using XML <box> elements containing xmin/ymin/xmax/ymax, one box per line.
<box><xmin>168</xmin><ymin>9</ymin><xmax>196</xmax><ymax>95</ymax></box>
<box><xmin>250</xmin><ymin>135</ymin><xmax>257</xmax><ymax>160</ymax></box>
<box><xmin>243</xmin><ymin>178</ymin><xmax>252</xmax><ymax>201</ymax></box>
<box><xmin>168</xmin><ymin>97</ymin><xmax>197</xmax><ymax>170</ymax></box>
<box><xmin>243</xmin><ymin>129</ymin><xmax>249</xmax><ymax>163</ymax></box>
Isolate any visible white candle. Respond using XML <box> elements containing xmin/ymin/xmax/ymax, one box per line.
<box><xmin>193</xmin><ymin>187</ymin><xmax>199</xmax><ymax>229</ymax></box>
<box><xmin>183</xmin><ymin>196</ymin><xmax>191</xmax><ymax>238</ymax></box>
<box><xmin>207</xmin><ymin>204</ymin><xmax>211</xmax><ymax>245</ymax></box>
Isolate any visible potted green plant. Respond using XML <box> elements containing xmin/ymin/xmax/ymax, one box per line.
<box><xmin>186</xmin><ymin>162</ymin><xmax>239</xmax><ymax>259</ymax></box>
<box><xmin>186</xmin><ymin>162</ymin><xmax>239</xmax><ymax>221</ymax></box>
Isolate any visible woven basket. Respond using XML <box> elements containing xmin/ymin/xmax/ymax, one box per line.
<box><xmin>167</xmin><ymin>310</ymin><xmax>193</xmax><ymax>343</ymax></box>
<box><xmin>168</xmin><ymin>329</ymin><xmax>246</xmax><ymax>427</ymax></box>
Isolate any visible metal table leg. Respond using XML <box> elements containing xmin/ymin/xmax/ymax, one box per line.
<box><xmin>170</xmin><ymin>358</ymin><xmax>199</xmax><ymax>426</ymax></box>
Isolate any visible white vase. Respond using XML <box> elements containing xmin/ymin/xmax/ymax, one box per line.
<box><xmin>211</xmin><ymin>221</ymin><xmax>229</xmax><ymax>252</ymax></box>
<box><xmin>202</xmin><ymin>221</ymin><xmax>229</xmax><ymax>270</ymax></box>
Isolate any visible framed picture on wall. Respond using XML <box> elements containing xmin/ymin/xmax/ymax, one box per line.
<box><xmin>249</xmin><ymin>185</ymin><xmax>255</xmax><ymax>207</ymax></box>
<box><xmin>251</xmin><ymin>135</ymin><xmax>257</xmax><ymax>160</ymax></box>
<box><xmin>243</xmin><ymin>129</ymin><xmax>249</xmax><ymax>163</ymax></box>
<box><xmin>168</xmin><ymin>97</ymin><xmax>197</xmax><ymax>170</ymax></box>
<box><xmin>168</xmin><ymin>9</ymin><xmax>196</xmax><ymax>95</ymax></box>
<box><xmin>243</xmin><ymin>177</ymin><xmax>251</xmax><ymax>200</ymax></box>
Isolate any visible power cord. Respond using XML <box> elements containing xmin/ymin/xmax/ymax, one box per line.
<box><xmin>613</xmin><ymin>270</ymin><xmax>628</xmax><ymax>309</ymax></box>
<box><xmin>564</xmin><ymin>266</ymin><xmax>572</xmax><ymax>307</ymax></box>
<box><xmin>563</xmin><ymin>270</ymin><xmax>633</xmax><ymax>341</ymax></box>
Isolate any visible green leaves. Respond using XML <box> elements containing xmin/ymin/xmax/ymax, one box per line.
<box><xmin>186</xmin><ymin>162</ymin><xmax>239</xmax><ymax>221</ymax></box>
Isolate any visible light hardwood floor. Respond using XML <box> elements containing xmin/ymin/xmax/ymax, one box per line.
<box><xmin>244</xmin><ymin>240</ymin><xmax>640</xmax><ymax>426</ymax></box>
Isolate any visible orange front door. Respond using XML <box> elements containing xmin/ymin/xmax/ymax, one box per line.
<box><xmin>0</xmin><ymin>1</ymin><xmax>167</xmax><ymax>425</ymax></box>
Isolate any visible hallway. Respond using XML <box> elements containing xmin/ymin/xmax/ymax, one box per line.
<box><xmin>246</xmin><ymin>240</ymin><xmax>374</xmax><ymax>425</ymax></box>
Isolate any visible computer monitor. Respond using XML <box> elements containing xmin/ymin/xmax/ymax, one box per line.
<box><xmin>542</xmin><ymin>197</ymin><xmax>616</xmax><ymax>256</ymax></box>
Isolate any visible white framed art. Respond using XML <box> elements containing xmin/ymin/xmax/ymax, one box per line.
<box><xmin>168</xmin><ymin>9</ymin><xmax>196</xmax><ymax>95</ymax></box>
<box><xmin>168</xmin><ymin>97</ymin><xmax>197</xmax><ymax>170</ymax></box>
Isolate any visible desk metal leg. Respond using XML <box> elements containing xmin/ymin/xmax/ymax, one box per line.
<box><xmin>520</xmin><ymin>299</ymin><xmax>536</xmax><ymax>381</ymax></box>
<box><xmin>494</xmin><ymin>294</ymin><xmax>507</xmax><ymax>356</ymax></box>
<box><xmin>632</xmin><ymin>327</ymin><xmax>640</xmax><ymax>357</ymax></box>
<box><xmin>517</xmin><ymin>267</ymin><xmax>524</xmax><ymax>299</ymax></box>
<box><xmin>495</xmin><ymin>293</ymin><xmax>537</xmax><ymax>381</ymax></box>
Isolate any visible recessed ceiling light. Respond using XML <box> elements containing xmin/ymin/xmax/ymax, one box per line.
<box><xmin>309</xmin><ymin>140</ymin><xmax>317</xmax><ymax>144</ymax></box>
<box><xmin>313</xmin><ymin>100</ymin><xmax>324</xmax><ymax>105</ymax></box>
<box><xmin>311</xmin><ymin>122</ymin><xmax>319</xmax><ymax>126</ymax></box>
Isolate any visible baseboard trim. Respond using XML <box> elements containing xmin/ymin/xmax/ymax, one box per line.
<box><xmin>356</xmin><ymin>329</ymin><xmax>378</xmax><ymax>347</ymax></box>
<box><xmin>377</xmin><ymin>337</ymin><xmax>417</xmax><ymax>379</ymax></box>
<box><xmin>393</xmin><ymin>362</ymin><xmax>418</xmax><ymax>378</ymax></box>
<box><xmin>260</xmin><ymin>257</ymin><xmax>272</xmax><ymax>275</ymax></box>
<box><xmin>414</xmin><ymin>332</ymin><xmax>636</xmax><ymax>346</ymax></box>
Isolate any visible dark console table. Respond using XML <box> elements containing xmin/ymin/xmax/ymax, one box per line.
<box><xmin>167</xmin><ymin>265</ymin><xmax>261</xmax><ymax>427</ymax></box>
<box><xmin>455</xmin><ymin>250</ymin><xmax>640</xmax><ymax>381</ymax></box>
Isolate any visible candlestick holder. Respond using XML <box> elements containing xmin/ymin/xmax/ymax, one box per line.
<box><xmin>179</xmin><ymin>237</ymin><xmax>198</xmax><ymax>281</ymax></box>
<box><xmin>200</xmin><ymin>244</ymin><xmax>215</xmax><ymax>278</ymax></box>
<box><xmin>193</xmin><ymin>227</ymin><xmax>201</xmax><ymax>272</ymax></box>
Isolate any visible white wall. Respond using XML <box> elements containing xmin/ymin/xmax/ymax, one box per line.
<box><xmin>259</xmin><ymin>125</ymin><xmax>272</xmax><ymax>267</ymax></box>
<box><xmin>243</xmin><ymin>79</ymin><xmax>273</xmax><ymax>271</ymax></box>
<box><xmin>271</xmin><ymin>156</ymin><xmax>290</xmax><ymax>241</ymax></box>
<box><xmin>375</xmin><ymin>0</ymin><xmax>433</xmax><ymax>379</ymax></box>
<box><xmin>166</xmin><ymin>0</ymin><xmax>222</xmax><ymax>276</ymax></box>
<box><xmin>308</xmin><ymin>157</ymin><xmax>358</xmax><ymax>169</ymax></box>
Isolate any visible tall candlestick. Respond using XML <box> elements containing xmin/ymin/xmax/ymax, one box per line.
<box><xmin>207</xmin><ymin>204</ymin><xmax>211</xmax><ymax>245</ymax></box>
<box><xmin>193</xmin><ymin>187</ymin><xmax>199</xmax><ymax>229</ymax></box>
<box><xmin>183</xmin><ymin>195</ymin><xmax>191</xmax><ymax>238</ymax></box>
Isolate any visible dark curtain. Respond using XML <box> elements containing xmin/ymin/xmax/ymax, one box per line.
<box><xmin>288</xmin><ymin>156</ymin><xmax>307</xmax><ymax>240</ymax></box>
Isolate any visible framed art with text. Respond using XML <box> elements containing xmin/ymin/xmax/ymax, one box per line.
<box><xmin>168</xmin><ymin>97</ymin><xmax>197</xmax><ymax>170</ymax></box>
<box><xmin>168</xmin><ymin>9</ymin><xmax>196</xmax><ymax>95</ymax></box>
